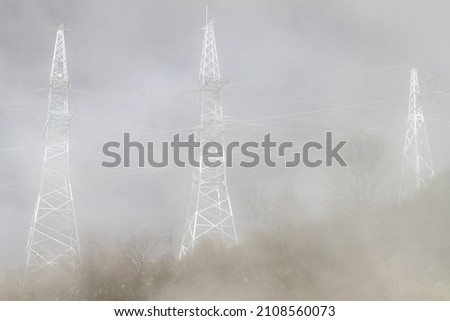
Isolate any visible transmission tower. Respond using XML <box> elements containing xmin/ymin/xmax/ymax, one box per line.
<box><xmin>399</xmin><ymin>68</ymin><xmax>435</xmax><ymax>199</ymax></box>
<box><xmin>25</xmin><ymin>24</ymin><xmax>80</xmax><ymax>280</ymax></box>
<box><xmin>179</xmin><ymin>16</ymin><xmax>238</xmax><ymax>259</ymax></box>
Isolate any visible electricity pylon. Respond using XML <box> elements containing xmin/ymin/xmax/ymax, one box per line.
<box><xmin>25</xmin><ymin>24</ymin><xmax>80</xmax><ymax>281</ymax></box>
<box><xmin>399</xmin><ymin>68</ymin><xmax>435</xmax><ymax>199</ymax></box>
<box><xmin>179</xmin><ymin>16</ymin><xmax>238</xmax><ymax>259</ymax></box>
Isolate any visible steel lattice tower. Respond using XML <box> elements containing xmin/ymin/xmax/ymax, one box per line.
<box><xmin>179</xmin><ymin>16</ymin><xmax>238</xmax><ymax>259</ymax></box>
<box><xmin>25</xmin><ymin>24</ymin><xmax>80</xmax><ymax>280</ymax></box>
<box><xmin>399</xmin><ymin>68</ymin><xmax>435</xmax><ymax>199</ymax></box>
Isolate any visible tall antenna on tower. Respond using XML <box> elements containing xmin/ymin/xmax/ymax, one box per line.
<box><xmin>25</xmin><ymin>24</ymin><xmax>80</xmax><ymax>281</ymax></box>
<box><xmin>179</xmin><ymin>14</ymin><xmax>238</xmax><ymax>259</ymax></box>
<box><xmin>399</xmin><ymin>68</ymin><xmax>435</xmax><ymax>199</ymax></box>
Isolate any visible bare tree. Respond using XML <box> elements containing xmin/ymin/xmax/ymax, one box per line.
<box><xmin>79</xmin><ymin>233</ymin><xmax>125</xmax><ymax>300</ymax></box>
<box><xmin>120</xmin><ymin>231</ymin><xmax>167</xmax><ymax>300</ymax></box>
<box><xmin>328</xmin><ymin>131</ymin><xmax>396</xmax><ymax>219</ymax></box>
<box><xmin>239</xmin><ymin>186</ymin><xmax>272</xmax><ymax>233</ymax></box>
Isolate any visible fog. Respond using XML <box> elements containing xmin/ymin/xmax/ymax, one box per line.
<box><xmin>1</xmin><ymin>0</ymin><xmax>450</xmax><ymax>300</ymax></box>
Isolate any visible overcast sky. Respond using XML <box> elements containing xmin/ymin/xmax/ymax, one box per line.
<box><xmin>1</xmin><ymin>0</ymin><xmax>450</xmax><ymax>269</ymax></box>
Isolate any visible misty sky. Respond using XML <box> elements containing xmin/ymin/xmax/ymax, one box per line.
<box><xmin>1</xmin><ymin>0</ymin><xmax>450</xmax><ymax>269</ymax></box>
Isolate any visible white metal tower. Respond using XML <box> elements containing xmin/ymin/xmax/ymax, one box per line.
<box><xmin>25</xmin><ymin>24</ymin><xmax>80</xmax><ymax>280</ymax></box>
<box><xmin>179</xmin><ymin>16</ymin><xmax>238</xmax><ymax>259</ymax></box>
<box><xmin>399</xmin><ymin>68</ymin><xmax>435</xmax><ymax>199</ymax></box>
